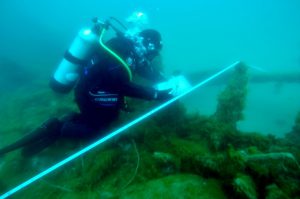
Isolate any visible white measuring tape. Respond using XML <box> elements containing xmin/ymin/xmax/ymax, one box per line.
<box><xmin>0</xmin><ymin>61</ymin><xmax>240</xmax><ymax>199</ymax></box>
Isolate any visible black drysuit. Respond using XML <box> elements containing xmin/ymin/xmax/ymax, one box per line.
<box><xmin>60</xmin><ymin>36</ymin><xmax>164</xmax><ymax>138</ymax></box>
<box><xmin>0</xmin><ymin>36</ymin><xmax>165</xmax><ymax>156</ymax></box>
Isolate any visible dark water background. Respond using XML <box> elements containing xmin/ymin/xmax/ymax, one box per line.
<box><xmin>0</xmin><ymin>0</ymin><xmax>300</xmax><ymax>135</ymax></box>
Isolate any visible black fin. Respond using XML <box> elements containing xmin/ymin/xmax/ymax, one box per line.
<box><xmin>0</xmin><ymin>118</ymin><xmax>61</xmax><ymax>156</ymax></box>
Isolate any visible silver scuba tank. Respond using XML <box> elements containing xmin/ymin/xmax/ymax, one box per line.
<box><xmin>50</xmin><ymin>28</ymin><xmax>99</xmax><ymax>93</ymax></box>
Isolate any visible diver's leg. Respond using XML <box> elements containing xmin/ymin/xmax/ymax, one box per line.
<box><xmin>21</xmin><ymin>113</ymin><xmax>81</xmax><ymax>157</ymax></box>
<box><xmin>60</xmin><ymin>114</ymin><xmax>97</xmax><ymax>139</ymax></box>
<box><xmin>21</xmin><ymin>134</ymin><xmax>59</xmax><ymax>157</ymax></box>
<box><xmin>60</xmin><ymin>109</ymin><xmax>118</xmax><ymax>139</ymax></box>
<box><xmin>0</xmin><ymin>118</ymin><xmax>62</xmax><ymax>156</ymax></box>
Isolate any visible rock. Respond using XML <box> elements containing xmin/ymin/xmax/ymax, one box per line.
<box><xmin>120</xmin><ymin>174</ymin><xmax>227</xmax><ymax>199</ymax></box>
<box><xmin>153</xmin><ymin>151</ymin><xmax>180</xmax><ymax>174</ymax></box>
<box><xmin>233</xmin><ymin>173</ymin><xmax>257</xmax><ymax>199</ymax></box>
<box><xmin>265</xmin><ymin>184</ymin><xmax>289</xmax><ymax>199</ymax></box>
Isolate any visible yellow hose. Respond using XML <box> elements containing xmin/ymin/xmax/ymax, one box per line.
<box><xmin>99</xmin><ymin>28</ymin><xmax>133</xmax><ymax>81</ymax></box>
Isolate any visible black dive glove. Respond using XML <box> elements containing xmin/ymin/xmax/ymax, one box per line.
<box><xmin>153</xmin><ymin>89</ymin><xmax>173</xmax><ymax>101</ymax></box>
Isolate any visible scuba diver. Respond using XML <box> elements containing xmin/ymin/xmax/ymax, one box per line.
<box><xmin>0</xmin><ymin>15</ymin><xmax>174</xmax><ymax>157</ymax></box>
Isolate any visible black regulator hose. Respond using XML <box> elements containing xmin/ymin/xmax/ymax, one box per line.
<box><xmin>109</xmin><ymin>17</ymin><xmax>128</xmax><ymax>31</ymax></box>
<box><xmin>92</xmin><ymin>16</ymin><xmax>129</xmax><ymax>37</ymax></box>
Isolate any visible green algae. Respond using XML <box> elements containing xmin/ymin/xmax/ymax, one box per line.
<box><xmin>265</xmin><ymin>184</ymin><xmax>289</xmax><ymax>199</ymax></box>
<box><xmin>1</xmin><ymin>63</ymin><xmax>300</xmax><ymax>198</ymax></box>
<box><xmin>119</xmin><ymin>174</ymin><xmax>228</xmax><ymax>199</ymax></box>
<box><xmin>233</xmin><ymin>173</ymin><xmax>258</xmax><ymax>199</ymax></box>
<box><xmin>214</xmin><ymin>62</ymin><xmax>248</xmax><ymax>129</ymax></box>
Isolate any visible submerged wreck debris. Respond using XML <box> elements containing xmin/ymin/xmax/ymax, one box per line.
<box><xmin>203</xmin><ymin>62</ymin><xmax>249</xmax><ymax>151</ymax></box>
<box><xmin>1</xmin><ymin>61</ymin><xmax>300</xmax><ymax>199</ymax></box>
<box><xmin>285</xmin><ymin>112</ymin><xmax>300</xmax><ymax>148</ymax></box>
<box><xmin>119</xmin><ymin>174</ymin><xmax>228</xmax><ymax>199</ymax></box>
<box><xmin>265</xmin><ymin>184</ymin><xmax>289</xmax><ymax>199</ymax></box>
<box><xmin>244</xmin><ymin>152</ymin><xmax>300</xmax><ymax>170</ymax></box>
<box><xmin>233</xmin><ymin>173</ymin><xmax>258</xmax><ymax>199</ymax></box>
<box><xmin>153</xmin><ymin>151</ymin><xmax>180</xmax><ymax>174</ymax></box>
<box><xmin>292</xmin><ymin>112</ymin><xmax>300</xmax><ymax>133</ymax></box>
<box><xmin>214</xmin><ymin>62</ymin><xmax>248</xmax><ymax>128</ymax></box>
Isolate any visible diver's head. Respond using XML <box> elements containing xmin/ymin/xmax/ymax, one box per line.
<box><xmin>139</xmin><ymin>29</ymin><xmax>162</xmax><ymax>60</ymax></box>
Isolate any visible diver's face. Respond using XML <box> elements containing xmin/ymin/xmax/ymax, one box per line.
<box><xmin>145</xmin><ymin>45</ymin><xmax>161</xmax><ymax>61</ymax></box>
<box><xmin>146</xmin><ymin>50</ymin><xmax>159</xmax><ymax>61</ymax></box>
<box><xmin>143</xmin><ymin>40</ymin><xmax>162</xmax><ymax>61</ymax></box>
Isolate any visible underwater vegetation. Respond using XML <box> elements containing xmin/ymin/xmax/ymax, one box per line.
<box><xmin>214</xmin><ymin>62</ymin><xmax>248</xmax><ymax>129</ymax></box>
<box><xmin>0</xmin><ymin>63</ymin><xmax>300</xmax><ymax>199</ymax></box>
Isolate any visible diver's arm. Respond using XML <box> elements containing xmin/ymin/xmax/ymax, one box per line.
<box><xmin>108</xmin><ymin>63</ymin><xmax>156</xmax><ymax>99</ymax></box>
<box><xmin>110</xmin><ymin>66</ymin><xmax>168</xmax><ymax>100</ymax></box>
<box><xmin>119</xmin><ymin>81</ymin><xmax>157</xmax><ymax>100</ymax></box>
<box><xmin>119</xmin><ymin>81</ymin><xmax>171</xmax><ymax>101</ymax></box>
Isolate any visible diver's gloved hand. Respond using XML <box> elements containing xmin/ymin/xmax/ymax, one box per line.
<box><xmin>153</xmin><ymin>75</ymin><xmax>191</xmax><ymax>98</ymax></box>
<box><xmin>154</xmin><ymin>89</ymin><xmax>173</xmax><ymax>101</ymax></box>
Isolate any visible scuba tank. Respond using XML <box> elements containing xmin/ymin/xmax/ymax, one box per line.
<box><xmin>50</xmin><ymin>23</ymin><xmax>101</xmax><ymax>93</ymax></box>
<box><xmin>50</xmin><ymin>17</ymin><xmax>133</xmax><ymax>93</ymax></box>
